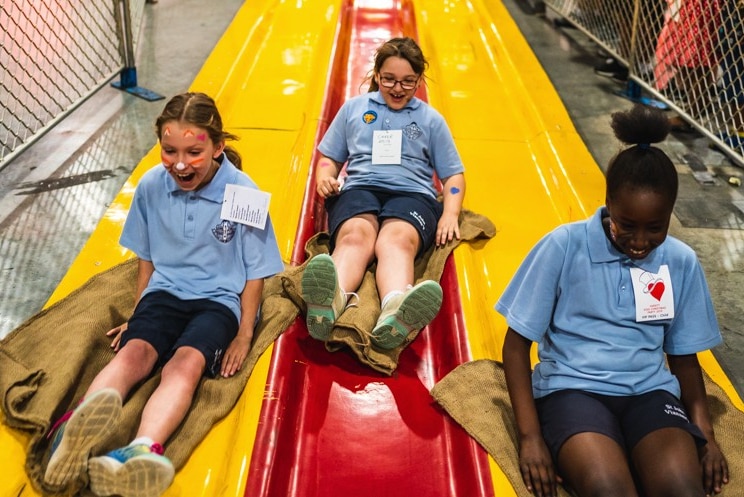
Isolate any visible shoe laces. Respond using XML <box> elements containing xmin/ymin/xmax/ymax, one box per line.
<box><xmin>343</xmin><ymin>291</ymin><xmax>360</xmax><ymax>310</ymax></box>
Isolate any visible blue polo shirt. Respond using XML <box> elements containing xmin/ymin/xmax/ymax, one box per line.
<box><xmin>120</xmin><ymin>154</ymin><xmax>285</xmax><ymax>321</ymax></box>
<box><xmin>318</xmin><ymin>91</ymin><xmax>464</xmax><ymax>198</ymax></box>
<box><xmin>496</xmin><ymin>207</ymin><xmax>721</xmax><ymax>399</ymax></box>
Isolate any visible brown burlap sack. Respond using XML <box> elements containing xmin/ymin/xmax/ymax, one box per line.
<box><xmin>0</xmin><ymin>259</ymin><xmax>297</xmax><ymax>495</ymax></box>
<box><xmin>431</xmin><ymin>359</ymin><xmax>744</xmax><ymax>497</ymax></box>
<box><xmin>281</xmin><ymin>208</ymin><xmax>496</xmax><ymax>375</ymax></box>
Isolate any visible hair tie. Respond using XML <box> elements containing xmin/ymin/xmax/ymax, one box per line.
<box><xmin>638</xmin><ymin>143</ymin><xmax>650</xmax><ymax>150</ymax></box>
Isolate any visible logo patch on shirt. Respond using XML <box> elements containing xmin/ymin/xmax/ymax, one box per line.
<box><xmin>212</xmin><ymin>220</ymin><xmax>236</xmax><ymax>243</ymax></box>
<box><xmin>404</xmin><ymin>121</ymin><xmax>422</xmax><ymax>140</ymax></box>
<box><xmin>362</xmin><ymin>110</ymin><xmax>378</xmax><ymax>124</ymax></box>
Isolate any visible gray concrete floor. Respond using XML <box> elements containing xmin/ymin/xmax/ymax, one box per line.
<box><xmin>1</xmin><ymin>0</ymin><xmax>743</xmax><ymax>397</ymax></box>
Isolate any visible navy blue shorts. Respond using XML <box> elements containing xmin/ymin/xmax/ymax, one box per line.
<box><xmin>535</xmin><ymin>389</ymin><xmax>707</xmax><ymax>461</ymax></box>
<box><xmin>122</xmin><ymin>291</ymin><xmax>239</xmax><ymax>378</ymax></box>
<box><xmin>324</xmin><ymin>187</ymin><xmax>443</xmax><ymax>256</ymax></box>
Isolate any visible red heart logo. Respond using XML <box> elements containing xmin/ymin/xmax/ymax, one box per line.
<box><xmin>647</xmin><ymin>281</ymin><xmax>665</xmax><ymax>301</ymax></box>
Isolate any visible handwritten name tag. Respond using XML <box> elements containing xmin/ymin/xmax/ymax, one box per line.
<box><xmin>372</xmin><ymin>129</ymin><xmax>402</xmax><ymax>164</ymax></box>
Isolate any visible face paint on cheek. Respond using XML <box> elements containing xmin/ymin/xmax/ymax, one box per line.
<box><xmin>188</xmin><ymin>158</ymin><xmax>204</xmax><ymax>166</ymax></box>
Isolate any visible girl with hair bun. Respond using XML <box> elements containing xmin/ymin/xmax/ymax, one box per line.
<box><xmin>498</xmin><ymin>104</ymin><xmax>729</xmax><ymax>496</ymax></box>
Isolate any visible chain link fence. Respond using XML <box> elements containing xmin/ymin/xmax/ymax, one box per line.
<box><xmin>0</xmin><ymin>0</ymin><xmax>146</xmax><ymax>169</ymax></box>
<box><xmin>545</xmin><ymin>0</ymin><xmax>744</xmax><ymax>167</ymax></box>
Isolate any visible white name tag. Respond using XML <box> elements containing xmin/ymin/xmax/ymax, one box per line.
<box><xmin>221</xmin><ymin>184</ymin><xmax>270</xmax><ymax>229</ymax></box>
<box><xmin>630</xmin><ymin>265</ymin><xmax>675</xmax><ymax>322</ymax></box>
<box><xmin>372</xmin><ymin>129</ymin><xmax>402</xmax><ymax>164</ymax></box>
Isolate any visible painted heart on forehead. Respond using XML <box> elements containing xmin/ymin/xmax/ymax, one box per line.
<box><xmin>648</xmin><ymin>280</ymin><xmax>665</xmax><ymax>301</ymax></box>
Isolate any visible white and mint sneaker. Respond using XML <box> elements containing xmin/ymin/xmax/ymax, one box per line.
<box><xmin>301</xmin><ymin>254</ymin><xmax>353</xmax><ymax>341</ymax></box>
<box><xmin>371</xmin><ymin>280</ymin><xmax>443</xmax><ymax>350</ymax></box>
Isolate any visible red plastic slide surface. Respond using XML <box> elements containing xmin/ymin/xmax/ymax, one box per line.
<box><xmin>245</xmin><ymin>1</ymin><xmax>495</xmax><ymax>496</ymax></box>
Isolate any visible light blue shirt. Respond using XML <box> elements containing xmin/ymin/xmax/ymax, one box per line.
<box><xmin>318</xmin><ymin>91</ymin><xmax>464</xmax><ymax>198</ymax></box>
<box><xmin>496</xmin><ymin>207</ymin><xmax>721</xmax><ymax>399</ymax></box>
<box><xmin>120</xmin><ymin>154</ymin><xmax>285</xmax><ymax>321</ymax></box>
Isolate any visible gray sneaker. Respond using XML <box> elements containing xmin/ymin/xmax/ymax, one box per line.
<box><xmin>301</xmin><ymin>254</ymin><xmax>348</xmax><ymax>341</ymax></box>
<box><xmin>371</xmin><ymin>280</ymin><xmax>443</xmax><ymax>350</ymax></box>
<box><xmin>88</xmin><ymin>443</ymin><xmax>175</xmax><ymax>497</ymax></box>
<box><xmin>44</xmin><ymin>388</ymin><xmax>122</xmax><ymax>488</ymax></box>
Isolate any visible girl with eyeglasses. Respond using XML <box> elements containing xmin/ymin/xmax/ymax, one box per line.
<box><xmin>301</xmin><ymin>37</ymin><xmax>466</xmax><ymax>350</ymax></box>
<box><xmin>497</xmin><ymin>104</ymin><xmax>729</xmax><ymax>497</ymax></box>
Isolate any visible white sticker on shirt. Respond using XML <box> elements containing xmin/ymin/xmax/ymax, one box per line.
<box><xmin>629</xmin><ymin>265</ymin><xmax>675</xmax><ymax>322</ymax></box>
<box><xmin>221</xmin><ymin>183</ymin><xmax>271</xmax><ymax>230</ymax></box>
<box><xmin>372</xmin><ymin>129</ymin><xmax>402</xmax><ymax>164</ymax></box>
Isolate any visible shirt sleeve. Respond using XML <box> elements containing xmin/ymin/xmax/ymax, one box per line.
<box><xmin>495</xmin><ymin>228</ymin><xmax>568</xmax><ymax>343</ymax></box>
<box><xmin>427</xmin><ymin>109</ymin><xmax>465</xmax><ymax>179</ymax></box>
<box><xmin>318</xmin><ymin>101</ymin><xmax>350</xmax><ymax>164</ymax></box>
<box><xmin>119</xmin><ymin>177</ymin><xmax>152</xmax><ymax>261</ymax></box>
<box><xmin>240</xmin><ymin>214</ymin><xmax>285</xmax><ymax>280</ymax></box>
<box><xmin>663</xmin><ymin>252</ymin><xmax>722</xmax><ymax>354</ymax></box>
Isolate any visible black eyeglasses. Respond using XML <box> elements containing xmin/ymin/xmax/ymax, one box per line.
<box><xmin>379</xmin><ymin>76</ymin><xmax>419</xmax><ymax>90</ymax></box>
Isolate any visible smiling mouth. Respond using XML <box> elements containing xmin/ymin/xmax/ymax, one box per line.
<box><xmin>627</xmin><ymin>247</ymin><xmax>648</xmax><ymax>258</ymax></box>
<box><xmin>176</xmin><ymin>172</ymin><xmax>195</xmax><ymax>182</ymax></box>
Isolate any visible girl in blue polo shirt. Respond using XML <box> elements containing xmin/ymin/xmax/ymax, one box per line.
<box><xmin>301</xmin><ymin>37</ymin><xmax>466</xmax><ymax>350</ymax></box>
<box><xmin>43</xmin><ymin>92</ymin><xmax>284</xmax><ymax>497</ymax></box>
<box><xmin>497</xmin><ymin>105</ymin><xmax>728</xmax><ymax>497</ymax></box>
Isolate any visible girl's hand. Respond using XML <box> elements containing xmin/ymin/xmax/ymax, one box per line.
<box><xmin>700</xmin><ymin>439</ymin><xmax>729</xmax><ymax>495</ymax></box>
<box><xmin>106</xmin><ymin>323</ymin><xmax>128</xmax><ymax>351</ymax></box>
<box><xmin>220</xmin><ymin>333</ymin><xmax>252</xmax><ymax>378</ymax></box>
<box><xmin>316</xmin><ymin>176</ymin><xmax>341</xmax><ymax>199</ymax></box>
<box><xmin>436</xmin><ymin>211</ymin><xmax>460</xmax><ymax>246</ymax></box>
<box><xmin>519</xmin><ymin>436</ymin><xmax>562</xmax><ymax>497</ymax></box>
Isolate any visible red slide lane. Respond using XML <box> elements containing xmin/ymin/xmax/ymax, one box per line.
<box><xmin>245</xmin><ymin>1</ymin><xmax>495</xmax><ymax>496</ymax></box>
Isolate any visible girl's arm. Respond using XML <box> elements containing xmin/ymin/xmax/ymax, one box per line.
<box><xmin>668</xmin><ymin>354</ymin><xmax>729</xmax><ymax>494</ymax></box>
<box><xmin>503</xmin><ymin>328</ymin><xmax>561</xmax><ymax>497</ymax></box>
<box><xmin>436</xmin><ymin>173</ymin><xmax>465</xmax><ymax>246</ymax></box>
<box><xmin>315</xmin><ymin>154</ymin><xmax>344</xmax><ymax>198</ymax></box>
<box><xmin>220</xmin><ymin>278</ymin><xmax>264</xmax><ymax>378</ymax></box>
<box><xmin>108</xmin><ymin>258</ymin><xmax>154</xmax><ymax>350</ymax></box>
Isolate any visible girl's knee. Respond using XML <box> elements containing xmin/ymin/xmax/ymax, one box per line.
<box><xmin>637</xmin><ymin>468</ymin><xmax>704</xmax><ymax>497</ymax></box>
<box><xmin>568</xmin><ymin>473</ymin><xmax>638</xmax><ymax>497</ymax></box>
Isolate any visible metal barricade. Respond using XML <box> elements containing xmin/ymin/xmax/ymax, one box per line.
<box><xmin>545</xmin><ymin>0</ymin><xmax>744</xmax><ymax>167</ymax></box>
<box><xmin>0</xmin><ymin>0</ymin><xmax>146</xmax><ymax>169</ymax></box>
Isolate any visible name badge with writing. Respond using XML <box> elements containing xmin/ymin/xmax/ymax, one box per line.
<box><xmin>221</xmin><ymin>184</ymin><xmax>271</xmax><ymax>230</ymax></box>
<box><xmin>372</xmin><ymin>129</ymin><xmax>402</xmax><ymax>164</ymax></box>
<box><xmin>629</xmin><ymin>265</ymin><xmax>675</xmax><ymax>322</ymax></box>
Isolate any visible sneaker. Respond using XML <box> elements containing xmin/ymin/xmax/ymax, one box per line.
<box><xmin>370</xmin><ymin>280</ymin><xmax>443</xmax><ymax>350</ymax></box>
<box><xmin>88</xmin><ymin>443</ymin><xmax>175</xmax><ymax>497</ymax></box>
<box><xmin>44</xmin><ymin>388</ymin><xmax>122</xmax><ymax>488</ymax></box>
<box><xmin>301</xmin><ymin>254</ymin><xmax>348</xmax><ymax>341</ymax></box>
